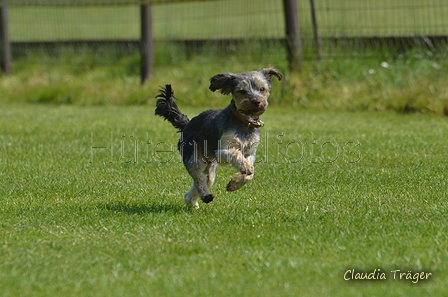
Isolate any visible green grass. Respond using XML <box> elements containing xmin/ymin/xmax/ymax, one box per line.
<box><xmin>1</xmin><ymin>42</ymin><xmax>448</xmax><ymax>114</ymax></box>
<box><xmin>1</xmin><ymin>103</ymin><xmax>447</xmax><ymax>296</ymax></box>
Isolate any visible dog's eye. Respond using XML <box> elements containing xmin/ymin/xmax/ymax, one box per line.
<box><xmin>259</xmin><ymin>87</ymin><xmax>266</xmax><ymax>92</ymax></box>
<box><xmin>239</xmin><ymin>90</ymin><xmax>247</xmax><ymax>95</ymax></box>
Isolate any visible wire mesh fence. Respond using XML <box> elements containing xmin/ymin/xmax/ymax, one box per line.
<box><xmin>305</xmin><ymin>0</ymin><xmax>448</xmax><ymax>59</ymax></box>
<box><xmin>304</xmin><ymin>1</ymin><xmax>447</xmax><ymax>37</ymax></box>
<box><xmin>1</xmin><ymin>0</ymin><xmax>448</xmax><ymax>71</ymax></box>
<box><xmin>5</xmin><ymin>1</ymin><xmax>283</xmax><ymax>41</ymax></box>
<box><xmin>5</xmin><ymin>0</ymin><xmax>448</xmax><ymax>39</ymax></box>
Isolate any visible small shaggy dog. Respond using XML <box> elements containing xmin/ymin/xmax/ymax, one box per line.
<box><xmin>155</xmin><ymin>67</ymin><xmax>283</xmax><ymax>208</ymax></box>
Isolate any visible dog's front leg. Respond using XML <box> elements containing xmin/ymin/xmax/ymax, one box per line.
<box><xmin>216</xmin><ymin>147</ymin><xmax>254</xmax><ymax>175</ymax></box>
<box><xmin>216</xmin><ymin>148</ymin><xmax>255</xmax><ymax>192</ymax></box>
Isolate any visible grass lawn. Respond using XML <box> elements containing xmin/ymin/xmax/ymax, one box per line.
<box><xmin>1</xmin><ymin>103</ymin><xmax>447</xmax><ymax>296</ymax></box>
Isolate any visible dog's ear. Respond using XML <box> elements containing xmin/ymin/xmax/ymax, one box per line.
<box><xmin>261</xmin><ymin>67</ymin><xmax>283</xmax><ymax>82</ymax></box>
<box><xmin>209</xmin><ymin>72</ymin><xmax>236</xmax><ymax>95</ymax></box>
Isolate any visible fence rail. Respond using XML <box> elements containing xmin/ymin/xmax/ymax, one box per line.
<box><xmin>0</xmin><ymin>0</ymin><xmax>210</xmax><ymax>6</ymax></box>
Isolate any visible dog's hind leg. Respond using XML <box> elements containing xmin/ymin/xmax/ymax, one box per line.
<box><xmin>184</xmin><ymin>185</ymin><xmax>199</xmax><ymax>208</ymax></box>
<box><xmin>185</xmin><ymin>158</ymin><xmax>215</xmax><ymax>205</ymax></box>
<box><xmin>206</xmin><ymin>161</ymin><xmax>219</xmax><ymax>189</ymax></box>
<box><xmin>184</xmin><ymin>161</ymin><xmax>217</xmax><ymax>208</ymax></box>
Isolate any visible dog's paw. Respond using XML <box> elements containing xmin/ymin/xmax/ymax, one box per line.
<box><xmin>239</xmin><ymin>161</ymin><xmax>254</xmax><ymax>175</ymax></box>
<box><xmin>245</xmin><ymin>166</ymin><xmax>254</xmax><ymax>175</ymax></box>
<box><xmin>185</xmin><ymin>197</ymin><xmax>200</xmax><ymax>209</ymax></box>
<box><xmin>226</xmin><ymin>173</ymin><xmax>246</xmax><ymax>191</ymax></box>
<box><xmin>226</xmin><ymin>181</ymin><xmax>238</xmax><ymax>192</ymax></box>
<box><xmin>201</xmin><ymin>194</ymin><xmax>215</xmax><ymax>203</ymax></box>
<box><xmin>227</xmin><ymin>171</ymin><xmax>255</xmax><ymax>191</ymax></box>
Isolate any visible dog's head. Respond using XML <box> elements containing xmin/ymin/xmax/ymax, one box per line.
<box><xmin>209</xmin><ymin>67</ymin><xmax>283</xmax><ymax>118</ymax></box>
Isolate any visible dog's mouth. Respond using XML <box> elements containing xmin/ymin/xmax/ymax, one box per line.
<box><xmin>231</xmin><ymin>105</ymin><xmax>266</xmax><ymax>128</ymax></box>
<box><xmin>240</xmin><ymin>108</ymin><xmax>266</xmax><ymax>117</ymax></box>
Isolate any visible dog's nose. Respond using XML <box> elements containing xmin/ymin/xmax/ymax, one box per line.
<box><xmin>252</xmin><ymin>99</ymin><xmax>261</xmax><ymax>107</ymax></box>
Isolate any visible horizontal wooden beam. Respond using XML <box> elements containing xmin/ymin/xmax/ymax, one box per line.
<box><xmin>0</xmin><ymin>0</ymin><xmax>219</xmax><ymax>7</ymax></box>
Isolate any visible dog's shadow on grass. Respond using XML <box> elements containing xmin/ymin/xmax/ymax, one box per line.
<box><xmin>97</xmin><ymin>200</ymin><xmax>191</xmax><ymax>216</ymax></box>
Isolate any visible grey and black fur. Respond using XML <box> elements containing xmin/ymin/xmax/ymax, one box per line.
<box><xmin>155</xmin><ymin>67</ymin><xmax>283</xmax><ymax>208</ymax></box>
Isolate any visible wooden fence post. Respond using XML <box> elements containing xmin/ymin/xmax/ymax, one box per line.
<box><xmin>140</xmin><ymin>4</ymin><xmax>153</xmax><ymax>84</ymax></box>
<box><xmin>0</xmin><ymin>5</ymin><xmax>11</xmax><ymax>74</ymax></box>
<box><xmin>282</xmin><ymin>0</ymin><xmax>302</xmax><ymax>71</ymax></box>
<box><xmin>309</xmin><ymin>0</ymin><xmax>321</xmax><ymax>58</ymax></box>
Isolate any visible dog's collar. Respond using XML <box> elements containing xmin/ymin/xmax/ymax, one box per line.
<box><xmin>230</xmin><ymin>102</ymin><xmax>264</xmax><ymax>128</ymax></box>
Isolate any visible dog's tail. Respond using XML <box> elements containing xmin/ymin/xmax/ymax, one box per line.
<box><xmin>155</xmin><ymin>84</ymin><xmax>189</xmax><ymax>131</ymax></box>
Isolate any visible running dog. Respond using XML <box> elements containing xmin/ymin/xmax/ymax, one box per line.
<box><xmin>155</xmin><ymin>67</ymin><xmax>283</xmax><ymax>208</ymax></box>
